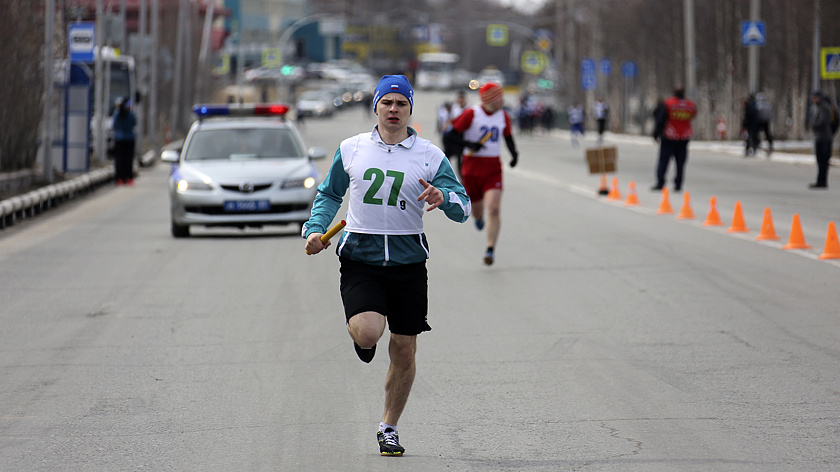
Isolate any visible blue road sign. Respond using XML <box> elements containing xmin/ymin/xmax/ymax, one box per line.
<box><xmin>621</xmin><ymin>61</ymin><xmax>638</xmax><ymax>78</ymax></box>
<box><xmin>581</xmin><ymin>58</ymin><xmax>596</xmax><ymax>91</ymax></box>
<box><xmin>69</xmin><ymin>23</ymin><xmax>96</xmax><ymax>62</ymax></box>
<box><xmin>600</xmin><ymin>59</ymin><xmax>612</xmax><ymax>76</ymax></box>
<box><xmin>741</xmin><ymin>21</ymin><xmax>766</xmax><ymax>46</ymax></box>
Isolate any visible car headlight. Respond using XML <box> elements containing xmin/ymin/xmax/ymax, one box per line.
<box><xmin>282</xmin><ymin>176</ymin><xmax>317</xmax><ymax>189</ymax></box>
<box><xmin>177</xmin><ymin>179</ymin><xmax>213</xmax><ymax>191</ymax></box>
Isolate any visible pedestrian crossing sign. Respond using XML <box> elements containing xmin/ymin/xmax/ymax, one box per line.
<box><xmin>821</xmin><ymin>47</ymin><xmax>840</xmax><ymax>80</ymax></box>
<box><xmin>487</xmin><ymin>25</ymin><xmax>508</xmax><ymax>47</ymax></box>
<box><xmin>521</xmin><ymin>51</ymin><xmax>547</xmax><ymax>75</ymax></box>
<box><xmin>741</xmin><ymin>21</ymin><xmax>766</xmax><ymax>46</ymax></box>
<box><xmin>262</xmin><ymin>48</ymin><xmax>281</xmax><ymax>68</ymax></box>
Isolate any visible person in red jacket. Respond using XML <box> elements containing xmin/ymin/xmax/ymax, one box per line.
<box><xmin>652</xmin><ymin>86</ymin><xmax>697</xmax><ymax>192</ymax></box>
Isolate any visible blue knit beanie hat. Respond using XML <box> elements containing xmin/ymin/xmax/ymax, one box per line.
<box><xmin>372</xmin><ymin>75</ymin><xmax>413</xmax><ymax>115</ymax></box>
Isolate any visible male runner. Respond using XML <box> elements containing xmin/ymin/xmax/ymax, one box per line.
<box><xmin>303</xmin><ymin>75</ymin><xmax>470</xmax><ymax>456</ymax></box>
<box><xmin>444</xmin><ymin>82</ymin><xmax>519</xmax><ymax>265</ymax></box>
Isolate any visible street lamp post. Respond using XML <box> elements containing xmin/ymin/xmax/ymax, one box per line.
<box><xmin>684</xmin><ymin>0</ymin><xmax>696</xmax><ymax>100</ymax></box>
<box><xmin>812</xmin><ymin>0</ymin><xmax>820</xmax><ymax>92</ymax></box>
<box><xmin>43</xmin><ymin>0</ymin><xmax>55</xmax><ymax>182</ymax></box>
<box><xmin>748</xmin><ymin>0</ymin><xmax>761</xmax><ymax>94</ymax></box>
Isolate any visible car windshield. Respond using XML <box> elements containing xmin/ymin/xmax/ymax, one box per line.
<box><xmin>299</xmin><ymin>91</ymin><xmax>325</xmax><ymax>101</ymax></box>
<box><xmin>184</xmin><ymin>128</ymin><xmax>304</xmax><ymax>161</ymax></box>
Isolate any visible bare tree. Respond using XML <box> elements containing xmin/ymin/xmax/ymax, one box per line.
<box><xmin>0</xmin><ymin>1</ymin><xmax>45</xmax><ymax>172</ymax></box>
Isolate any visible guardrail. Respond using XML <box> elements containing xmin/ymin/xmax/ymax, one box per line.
<box><xmin>0</xmin><ymin>167</ymin><xmax>114</xmax><ymax>230</ymax></box>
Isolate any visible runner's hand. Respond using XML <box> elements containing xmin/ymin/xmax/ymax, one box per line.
<box><xmin>418</xmin><ymin>178</ymin><xmax>444</xmax><ymax>211</ymax></box>
<box><xmin>466</xmin><ymin>141</ymin><xmax>484</xmax><ymax>152</ymax></box>
<box><xmin>305</xmin><ymin>232</ymin><xmax>329</xmax><ymax>255</ymax></box>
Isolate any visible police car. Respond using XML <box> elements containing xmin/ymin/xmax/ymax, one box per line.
<box><xmin>160</xmin><ymin>103</ymin><xmax>326</xmax><ymax>237</ymax></box>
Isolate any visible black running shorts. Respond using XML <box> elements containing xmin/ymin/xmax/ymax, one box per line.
<box><xmin>339</xmin><ymin>257</ymin><xmax>431</xmax><ymax>336</ymax></box>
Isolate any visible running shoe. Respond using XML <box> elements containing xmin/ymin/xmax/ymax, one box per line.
<box><xmin>354</xmin><ymin>342</ymin><xmax>376</xmax><ymax>363</ymax></box>
<box><xmin>377</xmin><ymin>428</ymin><xmax>405</xmax><ymax>456</ymax></box>
<box><xmin>483</xmin><ymin>248</ymin><xmax>494</xmax><ymax>266</ymax></box>
<box><xmin>474</xmin><ymin>217</ymin><xmax>484</xmax><ymax>231</ymax></box>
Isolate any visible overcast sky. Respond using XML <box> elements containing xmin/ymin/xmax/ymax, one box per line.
<box><xmin>496</xmin><ymin>0</ymin><xmax>548</xmax><ymax>14</ymax></box>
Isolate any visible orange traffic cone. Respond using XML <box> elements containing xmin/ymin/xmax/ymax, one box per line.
<box><xmin>756</xmin><ymin>207</ymin><xmax>780</xmax><ymax>241</ymax></box>
<box><xmin>624</xmin><ymin>181</ymin><xmax>640</xmax><ymax>206</ymax></box>
<box><xmin>607</xmin><ymin>177</ymin><xmax>622</xmax><ymax>201</ymax></box>
<box><xmin>727</xmin><ymin>201</ymin><xmax>749</xmax><ymax>233</ymax></box>
<box><xmin>782</xmin><ymin>214</ymin><xmax>811</xmax><ymax>250</ymax></box>
<box><xmin>598</xmin><ymin>174</ymin><xmax>609</xmax><ymax>196</ymax></box>
<box><xmin>657</xmin><ymin>188</ymin><xmax>674</xmax><ymax>214</ymax></box>
<box><xmin>819</xmin><ymin>221</ymin><xmax>840</xmax><ymax>260</ymax></box>
<box><xmin>677</xmin><ymin>192</ymin><xmax>695</xmax><ymax>220</ymax></box>
<box><xmin>703</xmin><ymin>196</ymin><xmax>724</xmax><ymax>226</ymax></box>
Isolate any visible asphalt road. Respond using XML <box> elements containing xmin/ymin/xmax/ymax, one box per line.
<box><xmin>1</xmin><ymin>90</ymin><xmax>838</xmax><ymax>471</ymax></box>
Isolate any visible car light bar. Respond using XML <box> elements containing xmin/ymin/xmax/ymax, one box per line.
<box><xmin>193</xmin><ymin>103</ymin><xmax>290</xmax><ymax>119</ymax></box>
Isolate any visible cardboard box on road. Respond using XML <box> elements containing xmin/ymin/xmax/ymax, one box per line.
<box><xmin>586</xmin><ymin>147</ymin><xmax>617</xmax><ymax>174</ymax></box>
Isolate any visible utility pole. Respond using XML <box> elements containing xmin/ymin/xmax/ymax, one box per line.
<box><xmin>565</xmin><ymin>1</ymin><xmax>576</xmax><ymax>104</ymax></box>
<box><xmin>683</xmin><ymin>0</ymin><xmax>696</xmax><ymax>100</ymax></box>
<box><xmin>94</xmin><ymin>0</ymin><xmax>105</xmax><ymax>164</ymax></box>
<box><xmin>171</xmin><ymin>0</ymin><xmax>185</xmax><ymax>135</ymax></box>
<box><xmin>119</xmin><ymin>0</ymin><xmax>127</xmax><ymax>52</ymax></box>
<box><xmin>553</xmin><ymin>0</ymin><xmax>564</xmax><ymax>110</ymax></box>
<box><xmin>748</xmin><ymin>0</ymin><xmax>760</xmax><ymax>93</ymax></box>
<box><xmin>551</xmin><ymin>0</ymin><xmax>565</xmax><ymax>111</ymax></box>
<box><xmin>150</xmin><ymin>0</ymin><xmax>159</xmax><ymax>154</ymax></box>
<box><xmin>196</xmin><ymin>2</ymin><xmax>216</xmax><ymax>105</ymax></box>
<box><xmin>137</xmin><ymin>0</ymin><xmax>147</xmax><ymax>149</ymax></box>
<box><xmin>812</xmin><ymin>0</ymin><xmax>820</xmax><ymax>92</ymax></box>
<box><xmin>589</xmin><ymin>2</ymin><xmax>601</xmax><ymax>111</ymax></box>
<box><xmin>42</xmin><ymin>0</ymin><xmax>55</xmax><ymax>182</ymax></box>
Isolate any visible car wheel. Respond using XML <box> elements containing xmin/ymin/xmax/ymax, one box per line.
<box><xmin>171</xmin><ymin>220</ymin><xmax>190</xmax><ymax>238</ymax></box>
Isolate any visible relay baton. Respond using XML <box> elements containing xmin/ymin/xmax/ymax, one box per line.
<box><xmin>464</xmin><ymin>131</ymin><xmax>492</xmax><ymax>158</ymax></box>
<box><xmin>306</xmin><ymin>220</ymin><xmax>346</xmax><ymax>254</ymax></box>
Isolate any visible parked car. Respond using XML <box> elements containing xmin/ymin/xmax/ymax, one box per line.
<box><xmin>295</xmin><ymin>90</ymin><xmax>335</xmax><ymax>118</ymax></box>
<box><xmin>160</xmin><ymin>103</ymin><xmax>326</xmax><ymax>237</ymax></box>
<box><xmin>470</xmin><ymin>67</ymin><xmax>506</xmax><ymax>90</ymax></box>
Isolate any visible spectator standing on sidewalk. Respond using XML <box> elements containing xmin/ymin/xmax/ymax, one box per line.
<box><xmin>808</xmin><ymin>90</ymin><xmax>835</xmax><ymax>189</ymax></box>
<box><xmin>111</xmin><ymin>97</ymin><xmax>137</xmax><ymax>186</ymax></box>
<box><xmin>651</xmin><ymin>86</ymin><xmax>697</xmax><ymax>192</ymax></box>
<box><xmin>741</xmin><ymin>94</ymin><xmax>759</xmax><ymax>156</ymax></box>
<box><xmin>755</xmin><ymin>92</ymin><xmax>774</xmax><ymax>154</ymax></box>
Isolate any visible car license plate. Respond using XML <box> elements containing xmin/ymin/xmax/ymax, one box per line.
<box><xmin>223</xmin><ymin>200</ymin><xmax>270</xmax><ymax>212</ymax></box>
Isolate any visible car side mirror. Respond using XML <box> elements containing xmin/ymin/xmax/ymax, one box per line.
<box><xmin>160</xmin><ymin>149</ymin><xmax>180</xmax><ymax>163</ymax></box>
<box><xmin>308</xmin><ymin>147</ymin><xmax>326</xmax><ymax>160</ymax></box>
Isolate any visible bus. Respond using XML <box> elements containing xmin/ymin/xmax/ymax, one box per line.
<box><xmin>415</xmin><ymin>52</ymin><xmax>459</xmax><ymax>90</ymax></box>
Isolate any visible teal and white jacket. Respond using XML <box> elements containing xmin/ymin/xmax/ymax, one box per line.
<box><xmin>303</xmin><ymin>126</ymin><xmax>471</xmax><ymax>266</ymax></box>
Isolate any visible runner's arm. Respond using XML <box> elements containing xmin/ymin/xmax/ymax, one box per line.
<box><xmin>503</xmin><ymin>111</ymin><xmax>519</xmax><ymax>167</ymax></box>
<box><xmin>429</xmin><ymin>152</ymin><xmax>471</xmax><ymax>223</ymax></box>
<box><xmin>302</xmin><ymin>148</ymin><xmax>349</xmax><ymax>238</ymax></box>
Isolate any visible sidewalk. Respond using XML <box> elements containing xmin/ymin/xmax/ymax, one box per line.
<box><xmin>549</xmin><ymin>129</ymin><xmax>823</xmax><ymax>165</ymax></box>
